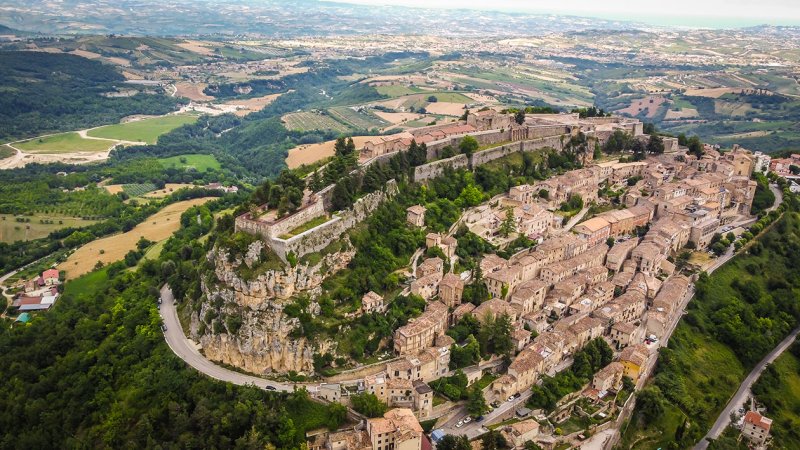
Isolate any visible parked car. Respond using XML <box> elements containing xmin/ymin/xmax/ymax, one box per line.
<box><xmin>456</xmin><ymin>420</ymin><xmax>464</xmax><ymax>428</ymax></box>
<box><xmin>514</xmin><ymin>393</ymin><xmax>521</xmax><ymax>399</ymax></box>
<box><xmin>161</xmin><ymin>324</ymin><xmax>167</xmax><ymax>332</ymax></box>
<box><xmin>463</xmin><ymin>417</ymin><xmax>471</xmax><ymax>424</ymax></box>
<box><xmin>265</xmin><ymin>385</ymin><xmax>276</xmax><ymax>391</ymax></box>
<box><xmin>507</xmin><ymin>396</ymin><xmax>515</xmax><ymax>402</ymax></box>
<box><xmin>476</xmin><ymin>416</ymin><xmax>485</xmax><ymax>422</ymax></box>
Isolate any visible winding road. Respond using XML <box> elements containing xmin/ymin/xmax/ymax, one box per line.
<box><xmin>696</xmin><ymin>326</ymin><xmax>800</xmax><ymax>450</ymax></box>
<box><xmin>158</xmin><ymin>285</ymin><xmax>292</xmax><ymax>392</ymax></box>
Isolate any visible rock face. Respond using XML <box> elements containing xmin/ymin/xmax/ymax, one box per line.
<box><xmin>191</xmin><ymin>240</ymin><xmax>351</xmax><ymax>374</ymax></box>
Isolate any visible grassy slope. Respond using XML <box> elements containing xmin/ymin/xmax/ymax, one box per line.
<box><xmin>752</xmin><ymin>349</ymin><xmax>800</xmax><ymax>448</ymax></box>
<box><xmin>0</xmin><ymin>214</ymin><xmax>98</xmax><ymax>243</ymax></box>
<box><xmin>158</xmin><ymin>154</ymin><xmax>221</xmax><ymax>172</ymax></box>
<box><xmin>87</xmin><ymin>114</ymin><xmax>197</xmax><ymax>144</ymax></box>
<box><xmin>15</xmin><ymin>132</ymin><xmax>113</xmax><ymax>153</ymax></box>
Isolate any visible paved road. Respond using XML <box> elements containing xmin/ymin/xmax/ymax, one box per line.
<box><xmin>158</xmin><ymin>285</ymin><xmax>291</xmax><ymax>392</ymax></box>
<box><xmin>439</xmin><ymin>390</ymin><xmax>533</xmax><ymax>440</ymax></box>
<box><xmin>696</xmin><ymin>326</ymin><xmax>800</xmax><ymax>450</ymax></box>
<box><xmin>563</xmin><ymin>207</ymin><xmax>591</xmax><ymax>232</ymax></box>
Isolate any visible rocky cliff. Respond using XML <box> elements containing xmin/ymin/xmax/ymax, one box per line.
<box><xmin>190</xmin><ymin>239</ymin><xmax>352</xmax><ymax>374</ymax></box>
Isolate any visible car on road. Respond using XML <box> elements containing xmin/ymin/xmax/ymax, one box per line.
<box><xmin>514</xmin><ymin>393</ymin><xmax>521</xmax><ymax>398</ymax></box>
<box><xmin>265</xmin><ymin>386</ymin><xmax>276</xmax><ymax>391</ymax></box>
<box><xmin>157</xmin><ymin>297</ymin><xmax>162</xmax><ymax>305</ymax></box>
<box><xmin>507</xmin><ymin>396</ymin><xmax>515</xmax><ymax>402</ymax></box>
<box><xmin>161</xmin><ymin>324</ymin><xmax>167</xmax><ymax>332</ymax></box>
<box><xmin>491</xmin><ymin>401</ymin><xmax>500</xmax><ymax>408</ymax></box>
<box><xmin>476</xmin><ymin>415</ymin><xmax>484</xmax><ymax>422</ymax></box>
<box><xmin>455</xmin><ymin>420</ymin><xmax>464</xmax><ymax>428</ymax></box>
<box><xmin>463</xmin><ymin>417</ymin><xmax>471</xmax><ymax>423</ymax></box>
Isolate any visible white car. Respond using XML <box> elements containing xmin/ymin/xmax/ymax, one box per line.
<box><xmin>463</xmin><ymin>417</ymin><xmax>472</xmax><ymax>423</ymax></box>
<box><xmin>507</xmin><ymin>396</ymin><xmax>515</xmax><ymax>402</ymax></box>
<box><xmin>455</xmin><ymin>420</ymin><xmax>464</xmax><ymax>428</ymax></box>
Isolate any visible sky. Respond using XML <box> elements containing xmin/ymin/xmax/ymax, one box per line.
<box><xmin>329</xmin><ymin>0</ymin><xmax>800</xmax><ymax>27</ymax></box>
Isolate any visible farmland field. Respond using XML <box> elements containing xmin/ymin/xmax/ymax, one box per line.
<box><xmin>143</xmin><ymin>183</ymin><xmax>200</xmax><ymax>198</ymax></box>
<box><xmin>86</xmin><ymin>114</ymin><xmax>198</xmax><ymax>144</ymax></box>
<box><xmin>327</xmin><ymin>107</ymin><xmax>389</xmax><ymax>130</ymax></box>
<box><xmin>122</xmin><ymin>183</ymin><xmax>157</xmax><ymax>197</ymax></box>
<box><xmin>0</xmin><ymin>213</ymin><xmax>98</xmax><ymax>243</ymax></box>
<box><xmin>158</xmin><ymin>154</ymin><xmax>221</xmax><ymax>172</ymax></box>
<box><xmin>286</xmin><ymin>136</ymin><xmax>373</xmax><ymax>169</ymax></box>
<box><xmin>57</xmin><ymin>197</ymin><xmax>215</xmax><ymax>279</ymax></box>
<box><xmin>375</xmin><ymin>85</ymin><xmax>425</xmax><ymax>97</ymax></box>
<box><xmin>15</xmin><ymin>132</ymin><xmax>114</xmax><ymax>154</ymax></box>
<box><xmin>282</xmin><ymin>111</ymin><xmax>351</xmax><ymax>133</ymax></box>
<box><xmin>0</xmin><ymin>146</ymin><xmax>15</xmax><ymax>160</ymax></box>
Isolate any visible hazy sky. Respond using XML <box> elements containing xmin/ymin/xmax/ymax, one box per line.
<box><xmin>330</xmin><ymin>0</ymin><xmax>800</xmax><ymax>27</ymax></box>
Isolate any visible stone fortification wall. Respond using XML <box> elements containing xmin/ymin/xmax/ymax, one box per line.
<box><xmin>471</xmin><ymin>135</ymin><xmax>566</xmax><ymax>167</ymax></box>
<box><xmin>413</xmin><ymin>154</ymin><xmax>469</xmax><ymax>182</ymax></box>
<box><xmin>269</xmin><ymin>180</ymin><xmax>399</xmax><ymax>262</ymax></box>
<box><xmin>426</xmin><ymin>129</ymin><xmax>511</xmax><ymax>160</ymax></box>
<box><xmin>528</xmin><ymin>125</ymin><xmax>571</xmax><ymax>139</ymax></box>
<box><xmin>234</xmin><ymin>197</ymin><xmax>325</xmax><ymax>241</ymax></box>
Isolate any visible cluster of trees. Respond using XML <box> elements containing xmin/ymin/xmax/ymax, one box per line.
<box><xmin>250</xmin><ymin>169</ymin><xmax>305</xmax><ymax>217</ymax></box>
<box><xmin>527</xmin><ymin>338</ymin><xmax>613</xmax><ymax>411</ymax></box>
<box><xmin>571</xmin><ymin>106</ymin><xmax>610</xmax><ymax>118</ymax></box>
<box><xmin>602</xmin><ymin>130</ymin><xmax>666</xmax><ymax>160</ymax></box>
<box><xmin>677</xmin><ymin>133</ymin><xmax>704</xmax><ymax>158</ymax></box>
<box><xmin>349</xmin><ymin>393</ymin><xmax>388</xmax><ymax>417</ymax></box>
<box><xmin>751</xmin><ymin>172</ymin><xmax>776</xmax><ymax>215</ymax></box>
<box><xmin>0</xmin><ymin>51</ymin><xmax>183</xmax><ymax>141</ymax></box>
<box><xmin>446</xmin><ymin>313</ymin><xmax>514</xmax><ymax>369</ymax></box>
<box><xmin>436</xmin><ymin>430</ymin><xmax>514</xmax><ymax>450</ymax></box>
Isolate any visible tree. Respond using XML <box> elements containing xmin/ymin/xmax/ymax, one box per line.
<box><xmin>331</xmin><ymin>180</ymin><xmax>353</xmax><ymax>211</ymax></box>
<box><xmin>427</xmin><ymin>95</ymin><xmax>438</xmax><ymax>102</ymax></box>
<box><xmin>499</xmin><ymin>207</ymin><xmax>516</xmax><ymax>237</ymax></box>
<box><xmin>459</xmin><ymin>135</ymin><xmax>479</xmax><ymax>157</ymax></box>
<box><xmin>350</xmin><ymin>393</ymin><xmax>388</xmax><ymax>418</ymax></box>
<box><xmin>481</xmin><ymin>430</ymin><xmax>509</xmax><ymax>450</ymax></box>
<box><xmin>647</xmin><ymin>134</ymin><xmax>665</xmax><ymax>154</ymax></box>
<box><xmin>437</xmin><ymin>434</ymin><xmax>471</xmax><ymax>450</ymax></box>
<box><xmin>687</xmin><ymin>135</ymin><xmax>704</xmax><ymax>158</ymax></box>
<box><xmin>514</xmin><ymin>110</ymin><xmax>525</xmax><ymax>125</ymax></box>
<box><xmin>326</xmin><ymin>403</ymin><xmax>347</xmax><ymax>430</ymax></box>
<box><xmin>467</xmin><ymin>387</ymin><xmax>488</xmax><ymax>417</ymax></box>
<box><xmin>457</xmin><ymin>184</ymin><xmax>484</xmax><ymax>207</ymax></box>
<box><xmin>636</xmin><ymin>386</ymin><xmax>665</xmax><ymax>425</ymax></box>
<box><xmin>606</xmin><ymin>237</ymin><xmax>615</xmax><ymax>248</ymax></box>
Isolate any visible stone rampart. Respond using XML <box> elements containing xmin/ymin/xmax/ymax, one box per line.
<box><xmin>470</xmin><ymin>135</ymin><xmax>566</xmax><ymax>167</ymax></box>
<box><xmin>234</xmin><ymin>197</ymin><xmax>325</xmax><ymax>241</ymax></box>
<box><xmin>413</xmin><ymin>154</ymin><xmax>469</xmax><ymax>182</ymax></box>
<box><xmin>269</xmin><ymin>180</ymin><xmax>399</xmax><ymax>262</ymax></box>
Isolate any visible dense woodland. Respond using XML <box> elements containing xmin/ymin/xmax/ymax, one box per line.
<box><xmin>0</xmin><ymin>52</ymin><xmax>183</xmax><ymax>141</ymax></box>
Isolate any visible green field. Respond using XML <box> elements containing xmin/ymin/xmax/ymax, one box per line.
<box><xmin>0</xmin><ymin>213</ymin><xmax>98</xmax><ymax>243</ymax></box>
<box><xmin>750</xmin><ymin>345</ymin><xmax>800</xmax><ymax>447</ymax></box>
<box><xmin>282</xmin><ymin>111</ymin><xmax>351</xmax><ymax>133</ymax></box>
<box><xmin>0</xmin><ymin>145</ymin><xmax>14</xmax><ymax>159</ymax></box>
<box><xmin>86</xmin><ymin>114</ymin><xmax>198</xmax><ymax>144</ymax></box>
<box><xmin>327</xmin><ymin>107</ymin><xmax>389</xmax><ymax>130</ymax></box>
<box><xmin>15</xmin><ymin>132</ymin><xmax>114</xmax><ymax>154</ymax></box>
<box><xmin>375</xmin><ymin>85</ymin><xmax>425</xmax><ymax>97</ymax></box>
<box><xmin>159</xmin><ymin>154</ymin><xmax>221</xmax><ymax>172</ymax></box>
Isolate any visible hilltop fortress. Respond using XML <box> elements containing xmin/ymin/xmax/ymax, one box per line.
<box><xmin>235</xmin><ymin>110</ymin><xmax>650</xmax><ymax>262</ymax></box>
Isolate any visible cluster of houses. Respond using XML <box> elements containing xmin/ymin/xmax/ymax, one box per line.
<box><xmin>295</xmin><ymin>109</ymin><xmax>769</xmax><ymax>449</ymax></box>
<box><xmin>10</xmin><ymin>269</ymin><xmax>61</xmax><ymax>312</ymax></box>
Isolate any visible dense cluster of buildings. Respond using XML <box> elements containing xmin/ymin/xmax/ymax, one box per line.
<box><xmin>290</xmin><ymin>109</ymin><xmax>766</xmax><ymax>449</ymax></box>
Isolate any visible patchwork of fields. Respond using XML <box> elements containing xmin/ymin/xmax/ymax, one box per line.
<box><xmin>58</xmin><ymin>197</ymin><xmax>215</xmax><ymax>279</ymax></box>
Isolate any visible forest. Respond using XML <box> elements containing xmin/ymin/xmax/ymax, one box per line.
<box><xmin>0</xmin><ymin>52</ymin><xmax>183</xmax><ymax>141</ymax></box>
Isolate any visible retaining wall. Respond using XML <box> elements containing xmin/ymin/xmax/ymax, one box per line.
<box><xmin>413</xmin><ymin>154</ymin><xmax>470</xmax><ymax>182</ymax></box>
<box><xmin>269</xmin><ymin>180</ymin><xmax>399</xmax><ymax>262</ymax></box>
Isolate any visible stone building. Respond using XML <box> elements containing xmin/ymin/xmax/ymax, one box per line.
<box><xmin>406</xmin><ymin>205</ymin><xmax>426</xmax><ymax>227</ymax></box>
<box><xmin>393</xmin><ymin>301</ymin><xmax>448</xmax><ymax>355</ymax></box>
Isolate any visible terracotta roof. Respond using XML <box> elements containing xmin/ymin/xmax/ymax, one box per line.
<box><xmin>743</xmin><ymin>411</ymin><xmax>772</xmax><ymax>432</ymax></box>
